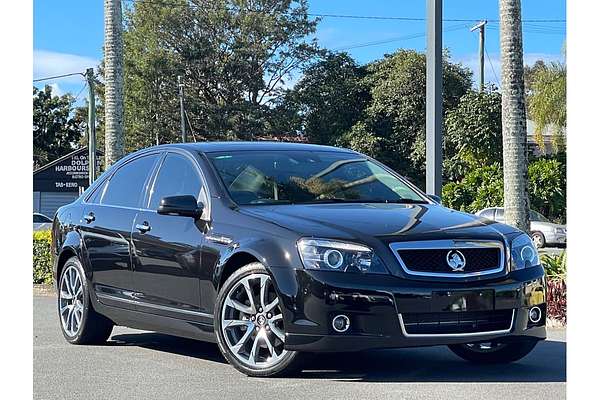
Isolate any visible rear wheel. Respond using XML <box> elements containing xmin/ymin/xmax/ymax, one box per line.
<box><xmin>214</xmin><ymin>262</ymin><xmax>304</xmax><ymax>377</ymax></box>
<box><xmin>448</xmin><ymin>339</ymin><xmax>538</xmax><ymax>364</ymax></box>
<box><xmin>58</xmin><ymin>257</ymin><xmax>114</xmax><ymax>344</ymax></box>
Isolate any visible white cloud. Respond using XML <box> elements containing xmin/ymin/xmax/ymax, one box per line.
<box><xmin>48</xmin><ymin>83</ymin><xmax>63</xmax><ymax>96</ymax></box>
<box><xmin>33</xmin><ymin>49</ymin><xmax>99</xmax><ymax>84</ymax></box>
<box><xmin>454</xmin><ymin>52</ymin><xmax>564</xmax><ymax>88</ymax></box>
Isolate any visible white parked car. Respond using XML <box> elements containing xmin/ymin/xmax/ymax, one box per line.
<box><xmin>476</xmin><ymin>207</ymin><xmax>566</xmax><ymax>248</ymax></box>
<box><xmin>33</xmin><ymin>213</ymin><xmax>52</xmax><ymax>231</ymax></box>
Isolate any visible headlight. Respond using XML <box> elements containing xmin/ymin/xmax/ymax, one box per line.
<box><xmin>510</xmin><ymin>233</ymin><xmax>540</xmax><ymax>270</ymax></box>
<box><xmin>297</xmin><ymin>238</ymin><xmax>388</xmax><ymax>274</ymax></box>
<box><xmin>554</xmin><ymin>227</ymin><xmax>566</xmax><ymax>234</ymax></box>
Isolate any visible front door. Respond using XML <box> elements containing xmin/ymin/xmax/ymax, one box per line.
<box><xmin>130</xmin><ymin>152</ymin><xmax>211</xmax><ymax>321</ymax></box>
<box><xmin>80</xmin><ymin>153</ymin><xmax>159</xmax><ymax>309</ymax></box>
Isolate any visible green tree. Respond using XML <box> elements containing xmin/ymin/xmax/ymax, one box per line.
<box><xmin>288</xmin><ymin>52</ymin><xmax>369</xmax><ymax>145</ymax></box>
<box><xmin>527</xmin><ymin>61</ymin><xmax>566</xmax><ymax>153</ymax></box>
<box><xmin>33</xmin><ymin>86</ymin><xmax>84</xmax><ymax>169</ymax></box>
<box><xmin>444</xmin><ymin>89</ymin><xmax>503</xmax><ymax>181</ymax></box>
<box><xmin>122</xmin><ymin>0</ymin><xmax>320</xmax><ymax>151</ymax></box>
<box><xmin>442</xmin><ymin>157</ymin><xmax>566</xmax><ymax>223</ymax></box>
<box><xmin>338</xmin><ymin>49</ymin><xmax>472</xmax><ymax>186</ymax></box>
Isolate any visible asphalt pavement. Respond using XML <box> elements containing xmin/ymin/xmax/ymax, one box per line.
<box><xmin>34</xmin><ymin>293</ymin><xmax>566</xmax><ymax>400</ymax></box>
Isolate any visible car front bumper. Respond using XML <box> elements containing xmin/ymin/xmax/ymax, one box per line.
<box><xmin>270</xmin><ymin>265</ymin><xmax>546</xmax><ymax>352</ymax></box>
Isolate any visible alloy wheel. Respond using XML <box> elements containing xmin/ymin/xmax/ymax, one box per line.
<box><xmin>59</xmin><ymin>265</ymin><xmax>84</xmax><ymax>337</ymax></box>
<box><xmin>220</xmin><ymin>273</ymin><xmax>287</xmax><ymax>369</ymax></box>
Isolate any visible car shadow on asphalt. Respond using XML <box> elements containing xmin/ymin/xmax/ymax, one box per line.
<box><xmin>109</xmin><ymin>332</ymin><xmax>227</xmax><ymax>364</ymax></box>
<box><xmin>299</xmin><ymin>340</ymin><xmax>566</xmax><ymax>383</ymax></box>
<box><xmin>108</xmin><ymin>332</ymin><xmax>565</xmax><ymax>383</ymax></box>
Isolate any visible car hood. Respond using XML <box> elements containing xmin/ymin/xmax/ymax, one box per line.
<box><xmin>239</xmin><ymin>203</ymin><xmax>520</xmax><ymax>243</ymax></box>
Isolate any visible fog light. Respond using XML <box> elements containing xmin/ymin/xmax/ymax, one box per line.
<box><xmin>332</xmin><ymin>314</ymin><xmax>350</xmax><ymax>333</ymax></box>
<box><xmin>529</xmin><ymin>306</ymin><xmax>542</xmax><ymax>323</ymax></box>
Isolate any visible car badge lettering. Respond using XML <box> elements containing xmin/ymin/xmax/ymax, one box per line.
<box><xmin>446</xmin><ymin>250</ymin><xmax>466</xmax><ymax>272</ymax></box>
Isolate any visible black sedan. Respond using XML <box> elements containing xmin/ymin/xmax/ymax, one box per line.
<box><xmin>52</xmin><ymin>142</ymin><xmax>546</xmax><ymax>377</ymax></box>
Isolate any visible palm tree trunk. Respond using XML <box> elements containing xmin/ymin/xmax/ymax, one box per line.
<box><xmin>499</xmin><ymin>0</ymin><xmax>530</xmax><ymax>232</ymax></box>
<box><xmin>104</xmin><ymin>0</ymin><xmax>125</xmax><ymax>167</ymax></box>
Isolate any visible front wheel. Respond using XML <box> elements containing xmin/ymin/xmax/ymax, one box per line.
<box><xmin>532</xmin><ymin>232</ymin><xmax>546</xmax><ymax>248</ymax></box>
<box><xmin>448</xmin><ymin>339</ymin><xmax>538</xmax><ymax>364</ymax></box>
<box><xmin>214</xmin><ymin>262</ymin><xmax>304</xmax><ymax>377</ymax></box>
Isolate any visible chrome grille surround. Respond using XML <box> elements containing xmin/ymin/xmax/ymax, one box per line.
<box><xmin>389</xmin><ymin>239</ymin><xmax>506</xmax><ymax>278</ymax></box>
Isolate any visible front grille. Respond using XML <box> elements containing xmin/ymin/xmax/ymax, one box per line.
<box><xmin>389</xmin><ymin>240</ymin><xmax>505</xmax><ymax>278</ymax></box>
<box><xmin>397</xmin><ymin>248</ymin><xmax>500</xmax><ymax>273</ymax></box>
<box><xmin>400</xmin><ymin>309</ymin><xmax>514</xmax><ymax>336</ymax></box>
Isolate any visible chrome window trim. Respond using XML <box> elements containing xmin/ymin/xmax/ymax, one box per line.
<box><xmin>96</xmin><ymin>292</ymin><xmax>213</xmax><ymax>319</ymax></box>
<box><xmin>397</xmin><ymin>309</ymin><xmax>515</xmax><ymax>338</ymax></box>
<box><xmin>389</xmin><ymin>239</ymin><xmax>505</xmax><ymax>278</ymax></box>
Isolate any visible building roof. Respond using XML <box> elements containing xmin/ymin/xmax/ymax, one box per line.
<box><xmin>33</xmin><ymin>147</ymin><xmax>103</xmax><ymax>176</ymax></box>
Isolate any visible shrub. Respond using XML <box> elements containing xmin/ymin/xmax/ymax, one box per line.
<box><xmin>33</xmin><ymin>230</ymin><xmax>53</xmax><ymax>284</ymax></box>
<box><xmin>442</xmin><ymin>156</ymin><xmax>566</xmax><ymax>223</ymax></box>
<box><xmin>541</xmin><ymin>252</ymin><xmax>567</xmax><ymax>324</ymax></box>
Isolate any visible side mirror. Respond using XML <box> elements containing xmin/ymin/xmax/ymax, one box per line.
<box><xmin>427</xmin><ymin>194</ymin><xmax>442</xmax><ymax>204</ymax></box>
<box><xmin>157</xmin><ymin>195</ymin><xmax>203</xmax><ymax>219</ymax></box>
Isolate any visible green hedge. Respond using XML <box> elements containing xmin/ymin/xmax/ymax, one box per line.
<box><xmin>33</xmin><ymin>230</ymin><xmax>53</xmax><ymax>284</ymax></box>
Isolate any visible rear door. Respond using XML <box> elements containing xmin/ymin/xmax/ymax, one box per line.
<box><xmin>131</xmin><ymin>151</ymin><xmax>211</xmax><ymax>320</ymax></box>
<box><xmin>80</xmin><ymin>153</ymin><xmax>159</xmax><ymax>309</ymax></box>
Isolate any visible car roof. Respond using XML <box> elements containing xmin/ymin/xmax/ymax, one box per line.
<box><xmin>140</xmin><ymin>141</ymin><xmax>358</xmax><ymax>154</ymax></box>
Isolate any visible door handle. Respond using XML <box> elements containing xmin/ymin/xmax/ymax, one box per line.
<box><xmin>135</xmin><ymin>222</ymin><xmax>151</xmax><ymax>233</ymax></box>
<box><xmin>83</xmin><ymin>212</ymin><xmax>95</xmax><ymax>223</ymax></box>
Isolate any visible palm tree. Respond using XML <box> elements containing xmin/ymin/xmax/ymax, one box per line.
<box><xmin>104</xmin><ymin>0</ymin><xmax>124</xmax><ymax>166</ymax></box>
<box><xmin>499</xmin><ymin>0</ymin><xmax>530</xmax><ymax>232</ymax></box>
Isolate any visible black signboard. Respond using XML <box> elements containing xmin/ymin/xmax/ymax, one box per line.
<box><xmin>33</xmin><ymin>148</ymin><xmax>102</xmax><ymax>192</ymax></box>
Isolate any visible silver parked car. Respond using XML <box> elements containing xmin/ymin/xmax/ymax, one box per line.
<box><xmin>476</xmin><ymin>207</ymin><xmax>566</xmax><ymax>248</ymax></box>
<box><xmin>33</xmin><ymin>213</ymin><xmax>52</xmax><ymax>231</ymax></box>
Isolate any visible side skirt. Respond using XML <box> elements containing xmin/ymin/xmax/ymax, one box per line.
<box><xmin>92</xmin><ymin>297</ymin><xmax>216</xmax><ymax>343</ymax></box>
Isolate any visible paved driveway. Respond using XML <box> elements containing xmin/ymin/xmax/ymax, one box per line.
<box><xmin>34</xmin><ymin>294</ymin><xmax>565</xmax><ymax>400</ymax></box>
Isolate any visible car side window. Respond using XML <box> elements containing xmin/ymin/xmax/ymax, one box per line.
<box><xmin>479</xmin><ymin>209</ymin><xmax>494</xmax><ymax>219</ymax></box>
<box><xmin>86</xmin><ymin>179</ymin><xmax>108</xmax><ymax>204</ymax></box>
<box><xmin>148</xmin><ymin>153</ymin><xmax>205</xmax><ymax>211</ymax></box>
<box><xmin>495</xmin><ymin>208</ymin><xmax>504</xmax><ymax>221</ymax></box>
<box><xmin>33</xmin><ymin>214</ymin><xmax>51</xmax><ymax>223</ymax></box>
<box><xmin>101</xmin><ymin>154</ymin><xmax>158</xmax><ymax>208</ymax></box>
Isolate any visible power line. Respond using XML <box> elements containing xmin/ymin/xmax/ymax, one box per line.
<box><xmin>485</xmin><ymin>46</ymin><xmax>500</xmax><ymax>87</ymax></box>
<box><xmin>33</xmin><ymin>71</ymin><xmax>85</xmax><ymax>83</ymax></box>
<box><xmin>74</xmin><ymin>81</ymin><xmax>89</xmax><ymax>102</ymax></box>
<box><xmin>335</xmin><ymin>23</ymin><xmax>465</xmax><ymax>51</ymax></box>
<box><xmin>122</xmin><ymin>1</ymin><xmax>565</xmax><ymax>24</ymax></box>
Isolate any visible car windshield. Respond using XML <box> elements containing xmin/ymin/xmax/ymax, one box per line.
<box><xmin>206</xmin><ymin>150</ymin><xmax>427</xmax><ymax>205</ymax></box>
<box><xmin>530</xmin><ymin>210</ymin><xmax>550</xmax><ymax>222</ymax></box>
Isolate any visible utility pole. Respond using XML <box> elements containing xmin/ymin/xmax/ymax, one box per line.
<box><xmin>471</xmin><ymin>20</ymin><xmax>488</xmax><ymax>91</ymax></box>
<box><xmin>426</xmin><ymin>0</ymin><xmax>442</xmax><ymax>196</ymax></box>
<box><xmin>178</xmin><ymin>75</ymin><xmax>186</xmax><ymax>143</ymax></box>
<box><xmin>86</xmin><ymin>68</ymin><xmax>96</xmax><ymax>186</ymax></box>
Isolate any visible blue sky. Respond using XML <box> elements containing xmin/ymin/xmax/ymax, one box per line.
<box><xmin>34</xmin><ymin>0</ymin><xmax>566</xmax><ymax>100</ymax></box>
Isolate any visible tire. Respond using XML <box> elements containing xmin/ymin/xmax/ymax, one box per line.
<box><xmin>448</xmin><ymin>339</ymin><xmax>538</xmax><ymax>364</ymax></box>
<box><xmin>57</xmin><ymin>257</ymin><xmax>114</xmax><ymax>344</ymax></box>
<box><xmin>532</xmin><ymin>232</ymin><xmax>546</xmax><ymax>248</ymax></box>
<box><xmin>214</xmin><ymin>262</ymin><xmax>304</xmax><ymax>377</ymax></box>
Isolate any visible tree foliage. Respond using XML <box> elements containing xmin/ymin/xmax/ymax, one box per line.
<box><xmin>442</xmin><ymin>157</ymin><xmax>566</xmax><ymax>223</ymax></box>
<box><xmin>122</xmin><ymin>0</ymin><xmax>320</xmax><ymax>150</ymax></box>
<box><xmin>288</xmin><ymin>52</ymin><xmax>369</xmax><ymax>145</ymax></box>
<box><xmin>527</xmin><ymin>61</ymin><xmax>566</xmax><ymax>153</ymax></box>
<box><xmin>443</xmin><ymin>89</ymin><xmax>503</xmax><ymax>181</ymax></box>
<box><xmin>33</xmin><ymin>86</ymin><xmax>84</xmax><ymax>168</ymax></box>
<box><xmin>337</xmin><ymin>50</ymin><xmax>472</xmax><ymax>186</ymax></box>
